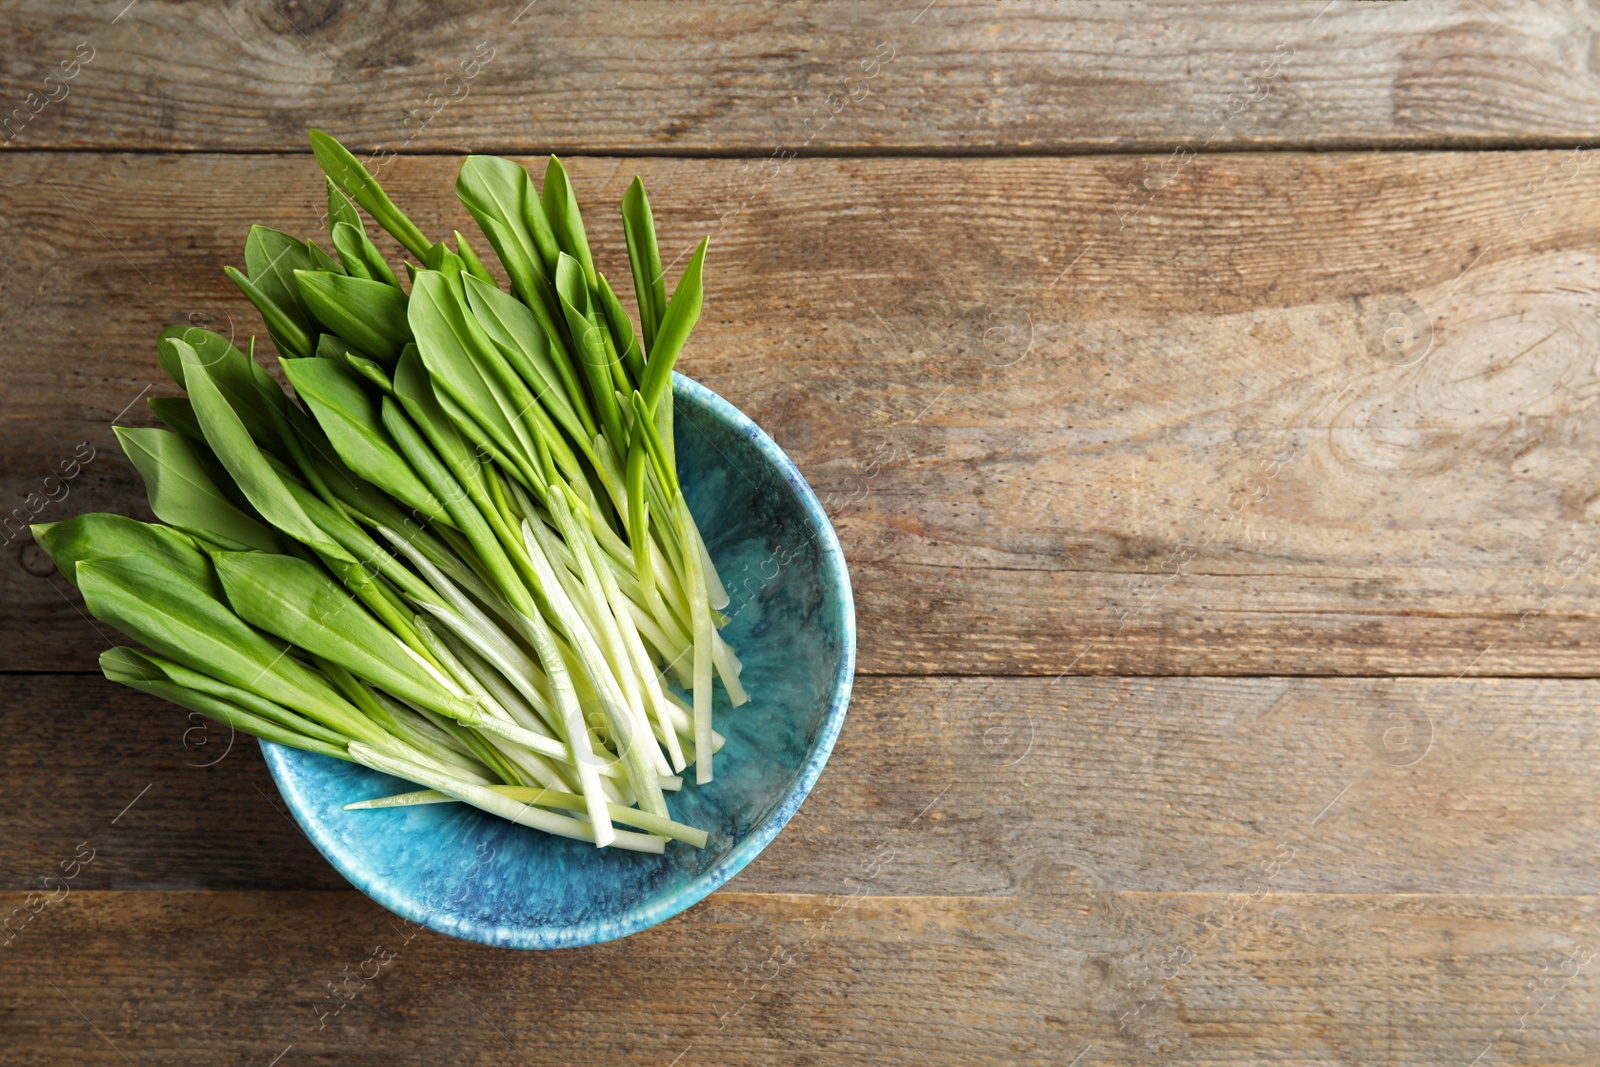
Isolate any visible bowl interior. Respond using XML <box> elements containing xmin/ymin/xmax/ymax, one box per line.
<box><xmin>261</xmin><ymin>373</ymin><xmax>854</xmax><ymax>948</ymax></box>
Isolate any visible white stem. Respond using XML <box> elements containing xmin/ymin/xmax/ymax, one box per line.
<box><xmin>522</xmin><ymin>509</ymin><xmax>668</xmax><ymax>818</ymax></box>
<box><xmin>348</xmin><ymin>743</ymin><xmax>661</xmax><ymax>853</ymax></box>
<box><xmin>386</xmin><ymin>517</ymin><xmax>615</xmax><ymax>846</ymax></box>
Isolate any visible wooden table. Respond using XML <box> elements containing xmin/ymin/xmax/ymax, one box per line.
<box><xmin>4</xmin><ymin>2</ymin><xmax>1599</xmax><ymax>1063</ymax></box>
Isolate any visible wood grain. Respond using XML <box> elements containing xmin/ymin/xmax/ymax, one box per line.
<box><xmin>7</xmin><ymin>151</ymin><xmax>1600</xmax><ymax>675</ymax></box>
<box><xmin>7</xmin><ymin>674</ymin><xmax>1597</xmax><ymax>898</ymax></box>
<box><xmin>4</xmin><ymin>4</ymin><xmax>1595</xmax><ymax>1064</ymax></box>
<box><xmin>2</xmin><ymin>888</ymin><xmax>1595</xmax><ymax>1065</ymax></box>
<box><xmin>2</xmin><ymin>1</ymin><xmax>1599</xmax><ymax>154</ymax></box>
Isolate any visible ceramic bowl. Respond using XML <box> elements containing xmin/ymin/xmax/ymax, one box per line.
<box><xmin>260</xmin><ymin>372</ymin><xmax>855</xmax><ymax>948</ymax></box>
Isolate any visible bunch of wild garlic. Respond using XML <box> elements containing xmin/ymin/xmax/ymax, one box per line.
<box><xmin>36</xmin><ymin>130</ymin><xmax>749</xmax><ymax>852</ymax></box>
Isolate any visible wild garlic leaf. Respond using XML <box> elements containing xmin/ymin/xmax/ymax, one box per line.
<box><xmin>214</xmin><ymin>550</ymin><xmax>473</xmax><ymax>722</ymax></box>
<box><xmin>271</xmin><ymin>473</ymin><xmax>437</xmax><ymax>606</ymax></box>
<box><xmin>178</xmin><ymin>340</ymin><xmax>352</xmax><ymax>562</ymax></box>
<box><xmin>622</xmin><ymin>176</ymin><xmax>667</xmax><ymax>351</ymax></box>
<box><xmin>156</xmin><ymin>325</ymin><xmax>288</xmax><ymax>449</ymax></box>
<box><xmin>541</xmin><ymin>156</ymin><xmax>597</xmax><ymax>291</ymax></box>
<box><xmin>147</xmin><ymin>396</ymin><xmax>204</xmax><ymax>442</ymax></box>
<box><xmin>457</xmin><ymin>156</ymin><xmax>547</xmax><ymax>293</ymax></box>
<box><xmin>422</xmin><ymin>239</ymin><xmax>480</xmax><ymax>287</ymax></box>
<box><xmin>226</xmin><ymin>265</ymin><xmax>314</xmax><ymax>360</ymax></box>
<box><xmin>640</xmin><ymin>237</ymin><xmax>707</xmax><ymax>413</ymax></box>
<box><xmin>102</xmin><ymin>646</ymin><xmax>351</xmax><ymax>750</ymax></box>
<box><xmin>409</xmin><ymin>271</ymin><xmax>543</xmax><ymax>483</ymax></box>
<box><xmin>244</xmin><ymin>225</ymin><xmax>318</xmax><ymax>330</ymax></box>
<box><xmin>103</xmin><ymin>652</ymin><xmax>351</xmax><ymax>761</ymax></box>
<box><xmin>305</xmin><ymin>238</ymin><xmax>346</xmax><ymax>276</ymax></box>
<box><xmin>295</xmin><ymin>269</ymin><xmax>411</xmax><ymax>363</ymax></box>
<box><xmin>554</xmin><ymin>253</ymin><xmax>624</xmax><ymax>445</ymax></box>
<box><xmin>470</xmin><ymin>210</ymin><xmax>539</xmax><ymax>307</ymax></box>
<box><xmin>33</xmin><ymin>513</ymin><xmax>215</xmax><ymax>594</ymax></box>
<box><xmin>522</xmin><ymin>169</ymin><xmax>562</xmax><ymax>270</ymax></box>
<box><xmin>391</xmin><ymin>346</ymin><xmax>487</xmax><ymax>501</ymax></box>
<box><xmin>629</xmin><ymin>391</ymin><xmax>678</xmax><ymax>494</ymax></box>
<box><xmin>315</xmin><ymin>331</ymin><xmax>359</xmax><ymax>361</ymax></box>
<box><xmin>309</xmin><ymin>129</ymin><xmax>432</xmax><ymax>260</ymax></box>
<box><xmin>280</xmin><ymin>356</ymin><xmax>448</xmax><ymax>525</ymax></box>
<box><xmin>326</xmin><ymin>177</ymin><xmax>363</xmax><ymax>235</ymax></box>
<box><xmin>331</xmin><ymin>221</ymin><xmax>401</xmax><ymax>287</ymax></box>
<box><xmin>80</xmin><ymin>553</ymin><xmax>384</xmax><ymax>745</ymax></box>
<box><xmin>342</xmin><ymin>352</ymin><xmax>397</xmax><ymax>396</ymax></box>
<box><xmin>114</xmin><ymin>426</ymin><xmax>280</xmax><ymax>552</ymax></box>
<box><xmin>465</xmin><ymin>209</ymin><xmax>574</xmax><ymax>389</ymax></box>
<box><xmin>461</xmin><ymin>273</ymin><xmax>588</xmax><ymax>442</ymax></box>
<box><xmin>456</xmin><ymin>157</ymin><xmax>534</xmax><ymax>256</ymax></box>
<box><xmin>453</xmin><ymin>230</ymin><xmax>496</xmax><ymax>285</ymax></box>
<box><xmin>597</xmin><ymin>272</ymin><xmax>645</xmax><ymax>384</ymax></box>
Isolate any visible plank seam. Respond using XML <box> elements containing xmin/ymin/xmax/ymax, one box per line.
<box><xmin>2</xmin><ymin>141</ymin><xmax>1598</xmax><ymax>160</ymax></box>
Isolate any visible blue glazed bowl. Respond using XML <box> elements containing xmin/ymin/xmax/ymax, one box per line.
<box><xmin>260</xmin><ymin>373</ymin><xmax>855</xmax><ymax>948</ymax></box>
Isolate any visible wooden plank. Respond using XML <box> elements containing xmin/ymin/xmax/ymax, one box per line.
<box><xmin>7</xmin><ymin>151</ymin><xmax>1600</xmax><ymax>676</ymax></box>
<box><xmin>2</xmin><ymin>2</ymin><xmax>1599</xmax><ymax>153</ymax></box>
<box><xmin>8</xmin><ymin>674</ymin><xmax>1598</xmax><ymax>897</ymax></box>
<box><xmin>2</xmin><ymin>888</ymin><xmax>1595</xmax><ymax>1065</ymax></box>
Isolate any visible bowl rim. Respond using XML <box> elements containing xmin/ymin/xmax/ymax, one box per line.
<box><xmin>261</xmin><ymin>371</ymin><xmax>856</xmax><ymax>949</ymax></box>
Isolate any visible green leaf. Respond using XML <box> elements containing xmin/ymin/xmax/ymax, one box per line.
<box><xmin>456</xmin><ymin>157</ymin><xmax>534</xmax><ymax>250</ymax></box>
<box><xmin>141</xmin><ymin>681</ymin><xmax>349</xmax><ymax>760</ymax></box>
<box><xmin>408</xmin><ymin>271</ymin><xmax>544</xmax><ymax>487</ymax></box>
<box><xmin>461</xmin><ymin>273</ymin><xmax>589</xmax><ymax>442</ymax></box>
<box><xmin>381</xmin><ymin>393</ymin><xmax>469</xmax><ymax>520</ymax></box>
<box><xmin>433</xmin><ymin>387</ymin><xmax>530</xmax><ymax>496</ymax></box>
<box><xmin>469</xmin><ymin>210</ymin><xmax>539</xmax><ymax>306</ymax></box>
<box><xmin>541</xmin><ymin>156</ymin><xmax>597</xmax><ymax>291</ymax></box>
<box><xmin>389</xmin><ymin>347</ymin><xmax>487</xmax><ymax>505</ymax></box>
<box><xmin>213</xmin><ymin>550</ymin><xmax>474</xmax><ymax>722</ymax></box>
<box><xmin>331</xmin><ymin>221</ymin><xmax>401</xmax><ymax>287</ymax></box>
<box><xmin>622</xmin><ymin>176</ymin><xmax>667</xmax><ymax>351</ymax></box>
<box><xmin>379</xmin><ymin>388</ymin><xmax>536</xmax><ymax>628</ymax></box>
<box><xmin>101</xmin><ymin>646</ymin><xmax>351</xmax><ymax>751</ymax></box>
<box><xmin>326</xmin><ymin>177</ymin><xmax>363</xmax><ymax>235</ymax></box>
<box><xmin>456</xmin><ymin>156</ymin><xmax>548</xmax><ymax>295</ymax></box>
<box><xmin>78</xmin><ymin>552</ymin><xmax>384</xmax><ymax>744</ymax></box>
<box><xmin>147</xmin><ymin>396</ymin><xmax>204</xmax><ymax>442</ymax></box>
<box><xmin>555</xmin><ymin>253</ymin><xmax>624</xmax><ymax>445</ymax></box>
<box><xmin>420</xmin><ymin>240</ymin><xmax>472</xmax><ymax>283</ymax></box>
<box><xmin>454</xmin><ymin>230</ymin><xmax>495</xmax><ymax>285</ymax></box>
<box><xmin>156</xmin><ymin>326</ymin><xmax>288</xmax><ymax>448</ymax></box>
<box><xmin>331</xmin><ymin>235</ymin><xmax>375</xmax><ymax>281</ymax></box>
<box><xmin>523</xmin><ymin>175</ymin><xmax>562</xmax><ymax>272</ymax></box>
<box><xmin>343</xmin><ymin>352</ymin><xmax>397</xmax><ymax>397</ymax></box>
<box><xmin>305</xmin><ymin>238</ymin><xmax>345</xmax><ymax>276</ymax></box>
<box><xmin>104</xmin><ymin>662</ymin><xmax>351</xmax><ymax>761</ymax></box>
<box><xmin>640</xmin><ymin>237</ymin><xmax>707</xmax><ymax>413</ymax></box>
<box><xmin>33</xmin><ymin>513</ymin><xmax>215</xmax><ymax>593</ymax></box>
<box><xmin>597</xmin><ymin>271</ymin><xmax>645</xmax><ymax>384</ymax></box>
<box><xmin>271</xmin><ymin>471</ymin><xmax>438</xmax><ymax>607</ymax></box>
<box><xmin>295</xmin><ymin>269</ymin><xmax>412</xmax><ymax>363</ymax></box>
<box><xmin>226</xmin><ymin>265</ymin><xmax>314</xmax><ymax>361</ymax></box>
<box><xmin>280</xmin><ymin>356</ymin><xmax>449</xmax><ymax>525</ymax></box>
<box><xmin>315</xmin><ymin>331</ymin><xmax>359</xmax><ymax>362</ymax></box>
<box><xmin>309</xmin><ymin>129</ymin><xmax>432</xmax><ymax>260</ymax></box>
<box><xmin>468</xmin><ymin>211</ymin><xmax>574</xmax><ymax>380</ymax></box>
<box><xmin>179</xmin><ymin>340</ymin><xmax>352</xmax><ymax>561</ymax></box>
<box><xmin>244</xmin><ymin>226</ymin><xmax>318</xmax><ymax>330</ymax></box>
<box><xmin>115</xmin><ymin>426</ymin><xmax>280</xmax><ymax>552</ymax></box>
